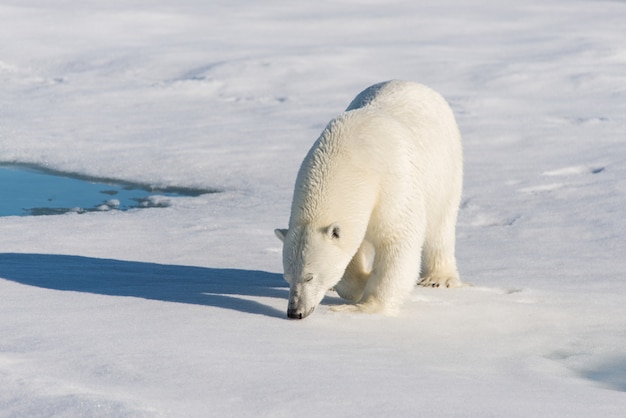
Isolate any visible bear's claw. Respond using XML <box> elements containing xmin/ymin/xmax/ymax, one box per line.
<box><xmin>418</xmin><ymin>276</ymin><xmax>466</xmax><ymax>288</ymax></box>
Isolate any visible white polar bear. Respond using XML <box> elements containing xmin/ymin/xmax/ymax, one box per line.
<box><xmin>275</xmin><ymin>80</ymin><xmax>463</xmax><ymax>319</ymax></box>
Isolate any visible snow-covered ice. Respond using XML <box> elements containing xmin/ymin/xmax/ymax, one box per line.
<box><xmin>1</xmin><ymin>0</ymin><xmax>625</xmax><ymax>416</ymax></box>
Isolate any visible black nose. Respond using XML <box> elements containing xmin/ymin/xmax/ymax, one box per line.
<box><xmin>287</xmin><ymin>309</ymin><xmax>303</xmax><ymax>319</ymax></box>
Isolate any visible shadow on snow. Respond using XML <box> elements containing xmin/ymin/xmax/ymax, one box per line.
<box><xmin>0</xmin><ymin>253</ymin><xmax>287</xmax><ymax>319</ymax></box>
<box><xmin>581</xmin><ymin>356</ymin><xmax>626</xmax><ymax>393</ymax></box>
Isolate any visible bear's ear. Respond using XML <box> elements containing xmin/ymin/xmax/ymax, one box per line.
<box><xmin>326</xmin><ymin>223</ymin><xmax>341</xmax><ymax>240</ymax></box>
<box><xmin>274</xmin><ymin>228</ymin><xmax>288</xmax><ymax>242</ymax></box>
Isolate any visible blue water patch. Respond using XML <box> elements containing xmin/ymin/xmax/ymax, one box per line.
<box><xmin>0</xmin><ymin>163</ymin><xmax>213</xmax><ymax>216</ymax></box>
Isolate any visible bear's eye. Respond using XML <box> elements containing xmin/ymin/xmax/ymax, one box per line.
<box><xmin>303</xmin><ymin>274</ymin><xmax>314</xmax><ymax>283</ymax></box>
<box><xmin>325</xmin><ymin>223</ymin><xmax>341</xmax><ymax>240</ymax></box>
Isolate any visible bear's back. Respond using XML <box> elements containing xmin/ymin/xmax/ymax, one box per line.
<box><xmin>292</xmin><ymin>80</ymin><xmax>461</xmax><ymax>227</ymax></box>
<box><xmin>346</xmin><ymin>80</ymin><xmax>445</xmax><ymax>113</ymax></box>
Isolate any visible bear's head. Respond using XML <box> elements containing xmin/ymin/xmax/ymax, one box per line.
<box><xmin>275</xmin><ymin>222</ymin><xmax>349</xmax><ymax>319</ymax></box>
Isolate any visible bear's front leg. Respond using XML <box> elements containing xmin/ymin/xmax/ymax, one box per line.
<box><xmin>329</xmin><ymin>301</ymin><xmax>383</xmax><ymax>314</ymax></box>
<box><xmin>355</xmin><ymin>240</ymin><xmax>421</xmax><ymax>315</ymax></box>
<box><xmin>333</xmin><ymin>239</ymin><xmax>374</xmax><ymax>302</ymax></box>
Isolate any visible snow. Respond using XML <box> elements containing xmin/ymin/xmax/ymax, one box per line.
<box><xmin>1</xmin><ymin>0</ymin><xmax>625</xmax><ymax>416</ymax></box>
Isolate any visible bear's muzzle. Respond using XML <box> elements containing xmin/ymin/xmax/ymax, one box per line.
<box><xmin>287</xmin><ymin>291</ymin><xmax>315</xmax><ymax>319</ymax></box>
<box><xmin>287</xmin><ymin>306</ymin><xmax>314</xmax><ymax>320</ymax></box>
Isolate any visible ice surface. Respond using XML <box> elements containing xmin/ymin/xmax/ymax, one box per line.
<box><xmin>1</xmin><ymin>0</ymin><xmax>625</xmax><ymax>416</ymax></box>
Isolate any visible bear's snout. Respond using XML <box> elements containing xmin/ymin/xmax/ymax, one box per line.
<box><xmin>287</xmin><ymin>306</ymin><xmax>314</xmax><ymax>320</ymax></box>
<box><xmin>287</xmin><ymin>308</ymin><xmax>304</xmax><ymax>319</ymax></box>
<box><xmin>287</xmin><ymin>290</ymin><xmax>315</xmax><ymax>319</ymax></box>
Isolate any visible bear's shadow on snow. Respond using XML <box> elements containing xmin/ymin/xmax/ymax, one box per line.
<box><xmin>0</xmin><ymin>253</ymin><xmax>288</xmax><ymax>318</ymax></box>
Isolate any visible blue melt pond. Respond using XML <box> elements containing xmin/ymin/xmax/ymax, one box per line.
<box><xmin>0</xmin><ymin>164</ymin><xmax>212</xmax><ymax>216</ymax></box>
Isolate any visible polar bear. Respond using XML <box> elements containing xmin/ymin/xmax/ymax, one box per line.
<box><xmin>275</xmin><ymin>80</ymin><xmax>463</xmax><ymax>319</ymax></box>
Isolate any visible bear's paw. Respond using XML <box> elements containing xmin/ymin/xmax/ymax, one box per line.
<box><xmin>418</xmin><ymin>275</ymin><xmax>466</xmax><ymax>288</ymax></box>
<box><xmin>329</xmin><ymin>301</ymin><xmax>398</xmax><ymax>315</ymax></box>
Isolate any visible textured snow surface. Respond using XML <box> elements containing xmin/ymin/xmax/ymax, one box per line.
<box><xmin>1</xmin><ymin>0</ymin><xmax>625</xmax><ymax>416</ymax></box>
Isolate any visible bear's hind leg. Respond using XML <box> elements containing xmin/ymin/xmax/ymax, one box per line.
<box><xmin>419</xmin><ymin>223</ymin><xmax>464</xmax><ymax>288</ymax></box>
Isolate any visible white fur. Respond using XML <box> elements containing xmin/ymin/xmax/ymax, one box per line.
<box><xmin>275</xmin><ymin>80</ymin><xmax>463</xmax><ymax>319</ymax></box>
